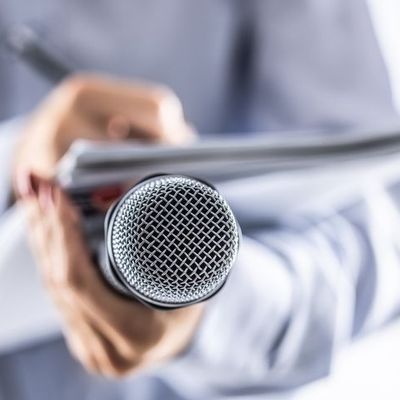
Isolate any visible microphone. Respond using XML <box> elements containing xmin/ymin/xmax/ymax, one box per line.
<box><xmin>99</xmin><ymin>175</ymin><xmax>241</xmax><ymax>309</ymax></box>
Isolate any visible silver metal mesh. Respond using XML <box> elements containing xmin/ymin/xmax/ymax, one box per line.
<box><xmin>109</xmin><ymin>176</ymin><xmax>240</xmax><ymax>306</ymax></box>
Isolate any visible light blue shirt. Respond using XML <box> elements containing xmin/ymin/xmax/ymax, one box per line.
<box><xmin>1</xmin><ymin>1</ymin><xmax>400</xmax><ymax>399</ymax></box>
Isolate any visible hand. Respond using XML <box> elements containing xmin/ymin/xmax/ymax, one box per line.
<box><xmin>14</xmin><ymin>74</ymin><xmax>195</xmax><ymax>182</ymax></box>
<box><xmin>20</xmin><ymin>174</ymin><xmax>204</xmax><ymax>377</ymax></box>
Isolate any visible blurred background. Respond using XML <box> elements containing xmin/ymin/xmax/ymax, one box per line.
<box><xmin>1</xmin><ymin>1</ymin><xmax>400</xmax><ymax>399</ymax></box>
<box><xmin>368</xmin><ymin>0</ymin><xmax>400</xmax><ymax>113</ymax></box>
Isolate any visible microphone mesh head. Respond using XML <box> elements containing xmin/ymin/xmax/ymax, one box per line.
<box><xmin>109</xmin><ymin>176</ymin><xmax>240</xmax><ymax>307</ymax></box>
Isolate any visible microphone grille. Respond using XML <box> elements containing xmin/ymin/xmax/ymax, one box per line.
<box><xmin>109</xmin><ymin>176</ymin><xmax>240</xmax><ymax>307</ymax></box>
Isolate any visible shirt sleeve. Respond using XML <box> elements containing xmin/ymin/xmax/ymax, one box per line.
<box><xmin>163</xmin><ymin>179</ymin><xmax>400</xmax><ymax>394</ymax></box>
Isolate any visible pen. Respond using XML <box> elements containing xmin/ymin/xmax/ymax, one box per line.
<box><xmin>2</xmin><ymin>24</ymin><xmax>73</xmax><ymax>83</ymax></box>
<box><xmin>2</xmin><ymin>25</ymin><xmax>127</xmax><ymax>213</ymax></box>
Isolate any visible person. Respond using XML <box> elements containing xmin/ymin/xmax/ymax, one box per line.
<box><xmin>1</xmin><ymin>1</ymin><xmax>400</xmax><ymax>399</ymax></box>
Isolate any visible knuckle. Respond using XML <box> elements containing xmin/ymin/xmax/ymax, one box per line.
<box><xmin>83</xmin><ymin>356</ymin><xmax>99</xmax><ymax>374</ymax></box>
<box><xmin>67</xmin><ymin>339</ymin><xmax>98</xmax><ymax>373</ymax></box>
<box><xmin>57</xmin><ymin>74</ymin><xmax>95</xmax><ymax>107</ymax></box>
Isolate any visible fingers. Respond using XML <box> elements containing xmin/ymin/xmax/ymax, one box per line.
<box><xmin>19</xmin><ymin>174</ymin><xmax>159</xmax><ymax>362</ymax></box>
<box><xmin>55</xmin><ymin>74</ymin><xmax>196</xmax><ymax>144</ymax></box>
<box><xmin>64</xmin><ymin>308</ymin><xmax>137</xmax><ymax>377</ymax></box>
<box><xmin>13</xmin><ymin>74</ymin><xmax>196</xmax><ymax>187</ymax></box>
<box><xmin>19</xmin><ymin>173</ymin><xmax>203</xmax><ymax>376</ymax></box>
<box><xmin>18</xmin><ymin>175</ymin><xmax>136</xmax><ymax>374</ymax></box>
<box><xmin>46</xmin><ymin>187</ymin><xmax>165</xmax><ymax>352</ymax></box>
<box><xmin>65</xmin><ymin>319</ymin><xmax>101</xmax><ymax>374</ymax></box>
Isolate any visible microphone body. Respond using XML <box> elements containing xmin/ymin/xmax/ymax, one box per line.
<box><xmin>100</xmin><ymin>175</ymin><xmax>241</xmax><ymax>309</ymax></box>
